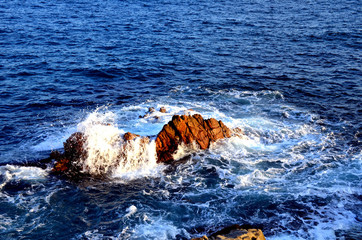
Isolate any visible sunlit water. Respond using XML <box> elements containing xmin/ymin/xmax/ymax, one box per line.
<box><xmin>0</xmin><ymin>0</ymin><xmax>361</xmax><ymax>239</ymax></box>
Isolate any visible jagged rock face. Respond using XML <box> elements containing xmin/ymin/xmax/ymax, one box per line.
<box><xmin>52</xmin><ymin>132</ymin><xmax>87</xmax><ymax>175</ymax></box>
<box><xmin>51</xmin><ymin>114</ymin><xmax>233</xmax><ymax>175</ymax></box>
<box><xmin>155</xmin><ymin>114</ymin><xmax>231</xmax><ymax>163</ymax></box>
<box><xmin>63</xmin><ymin>132</ymin><xmax>87</xmax><ymax>161</ymax></box>
<box><xmin>51</xmin><ymin>131</ymin><xmax>151</xmax><ymax>176</ymax></box>
<box><xmin>191</xmin><ymin>225</ymin><xmax>266</xmax><ymax>240</ymax></box>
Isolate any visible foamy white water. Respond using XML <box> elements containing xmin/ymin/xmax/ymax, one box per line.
<box><xmin>3</xmin><ymin>90</ymin><xmax>360</xmax><ymax>240</ymax></box>
<box><xmin>70</xmin><ymin>109</ymin><xmax>161</xmax><ymax>179</ymax></box>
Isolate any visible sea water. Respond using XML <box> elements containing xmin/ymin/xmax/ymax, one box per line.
<box><xmin>0</xmin><ymin>0</ymin><xmax>360</xmax><ymax>239</ymax></box>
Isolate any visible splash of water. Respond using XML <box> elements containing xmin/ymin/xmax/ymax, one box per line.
<box><xmin>112</xmin><ymin>137</ymin><xmax>158</xmax><ymax>179</ymax></box>
<box><xmin>76</xmin><ymin>110</ymin><xmax>158</xmax><ymax>178</ymax></box>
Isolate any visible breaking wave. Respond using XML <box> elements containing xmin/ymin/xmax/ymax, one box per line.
<box><xmin>75</xmin><ymin>110</ymin><xmax>160</xmax><ymax>179</ymax></box>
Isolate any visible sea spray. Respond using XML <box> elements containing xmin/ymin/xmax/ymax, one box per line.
<box><xmin>76</xmin><ymin>110</ymin><xmax>158</xmax><ymax>177</ymax></box>
<box><xmin>171</xmin><ymin>141</ymin><xmax>200</xmax><ymax>161</ymax></box>
<box><xmin>112</xmin><ymin>137</ymin><xmax>158</xmax><ymax>178</ymax></box>
<box><xmin>77</xmin><ymin>110</ymin><xmax>123</xmax><ymax>175</ymax></box>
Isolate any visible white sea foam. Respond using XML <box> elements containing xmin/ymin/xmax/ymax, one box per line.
<box><xmin>172</xmin><ymin>141</ymin><xmax>200</xmax><ymax>161</ymax></box>
<box><xmin>2</xmin><ymin>88</ymin><xmax>360</xmax><ymax>240</ymax></box>
<box><xmin>131</xmin><ymin>218</ymin><xmax>190</xmax><ymax>240</ymax></box>
<box><xmin>0</xmin><ymin>165</ymin><xmax>48</xmax><ymax>189</ymax></box>
<box><xmin>72</xmin><ymin>109</ymin><xmax>162</xmax><ymax>178</ymax></box>
<box><xmin>83</xmin><ymin>230</ymin><xmax>105</xmax><ymax>240</ymax></box>
<box><xmin>268</xmin><ymin>234</ymin><xmax>305</xmax><ymax>240</ymax></box>
<box><xmin>111</xmin><ymin>138</ymin><xmax>160</xmax><ymax>179</ymax></box>
<box><xmin>124</xmin><ymin>205</ymin><xmax>137</xmax><ymax>218</ymax></box>
<box><xmin>78</xmin><ymin>111</ymin><xmax>124</xmax><ymax>175</ymax></box>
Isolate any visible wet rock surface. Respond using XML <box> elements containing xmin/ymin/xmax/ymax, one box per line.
<box><xmin>49</xmin><ymin>114</ymin><xmax>234</xmax><ymax>176</ymax></box>
<box><xmin>123</xmin><ymin>132</ymin><xmax>140</xmax><ymax>141</ymax></box>
<box><xmin>51</xmin><ymin>132</ymin><xmax>87</xmax><ymax>176</ymax></box>
<box><xmin>192</xmin><ymin>225</ymin><xmax>266</xmax><ymax>240</ymax></box>
<box><xmin>155</xmin><ymin>114</ymin><xmax>232</xmax><ymax>163</ymax></box>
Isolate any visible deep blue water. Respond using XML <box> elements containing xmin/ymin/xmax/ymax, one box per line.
<box><xmin>0</xmin><ymin>0</ymin><xmax>361</xmax><ymax>239</ymax></box>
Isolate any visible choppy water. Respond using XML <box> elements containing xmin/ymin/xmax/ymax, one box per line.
<box><xmin>0</xmin><ymin>0</ymin><xmax>361</xmax><ymax>239</ymax></box>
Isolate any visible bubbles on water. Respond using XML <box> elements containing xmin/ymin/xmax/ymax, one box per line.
<box><xmin>124</xmin><ymin>205</ymin><xmax>137</xmax><ymax>218</ymax></box>
<box><xmin>13</xmin><ymin>89</ymin><xmax>361</xmax><ymax>239</ymax></box>
<box><xmin>131</xmin><ymin>217</ymin><xmax>190</xmax><ymax>240</ymax></box>
<box><xmin>0</xmin><ymin>165</ymin><xmax>65</xmax><ymax>239</ymax></box>
<box><xmin>0</xmin><ymin>165</ymin><xmax>48</xmax><ymax>190</ymax></box>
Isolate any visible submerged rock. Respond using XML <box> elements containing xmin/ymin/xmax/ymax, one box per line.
<box><xmin>139</xmin><ymin>106</ymin><xmax>167</xmax><ymax>119</ymax></box>
<box><xmin>155</xmin><ymin>114</ymin><xmax>232</xmax><ymax>163</ymax></box>
<box><xmin>192</xmin><ymin>225</ymin><xmax>266</xmax><ymax>240</ymax></box>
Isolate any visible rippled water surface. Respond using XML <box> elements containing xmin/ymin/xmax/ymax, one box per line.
<box><xmin>0</xmin><ymin>0</ymin><xmax>361</xmax><ymax>239</ymax></box>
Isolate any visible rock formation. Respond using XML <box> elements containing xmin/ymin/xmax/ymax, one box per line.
<box><xmin>52</xmin><ymin>132</ymin><xmax>86</xmax><ymax>175</ymax></box>
<box><xmin>160</xmin><ymin>107</ymin><xmax>167</xmax><ymax>113</ymax></box>
<box><xmin>191</xmin><ymin>225</ymin><xmax>266</xmax><ymax>240</ymax></box>
<box><xmin>139</xmin><ymin>106</ymin><xmax>167</xmax><ymax>118</ymax></box>
<box><xmin>50</xmin><ymin>113</ymin><xmax>234</xmax><ymax>176</ymax></box>
<box><xmin>123</xmin><ymin>132</ymin><xmax>140</xmax><ymax>141</ymax></box>
<box><xmin>155</xmin><ymin>114</ymin><xmax>231</xmax><ymax>163</ymax></box>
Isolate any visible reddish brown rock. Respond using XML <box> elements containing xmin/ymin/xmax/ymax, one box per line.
<box><xmin>123</xmin><ymin>132</ymin><xmax>140</xmax><ymax>141</ymax></box>
<box><xmin>155</xmin><ymin>114</ymin><xmax>232</xmax><ymax>163</ymax></box>
<box><xmin>53</xmin><ymin>158</ymin><xmax>70</xmax><ymax>172</ymax></box>
<box><xmin>191</xmin><ymin>225</ymin><xmax>266</xmax><ymax>240</ymax></box>
<box><xmin>160</xmin><ymin>107</ymin><xmax>167</xmax><ymax>113</ymax></box>
<box><xmin>52</xmin><ymin>132</ymin><xmax>87</xmax><ymax>175</ymax></box>
<box><xmin>51</xmin><ymin>114</ymin><xmax>235</xmax><ymax>175</ymax></box>
<box><xmin>63</xmin><ymin>132</ymin><xmax>87</xmax><ymax>160</ymax></box>
<box><xmin>51</xmin><ymin>131</ymin><xmax>149</xmax><ymax>175</ymax></box>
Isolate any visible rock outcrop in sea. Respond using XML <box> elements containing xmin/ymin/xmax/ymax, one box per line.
<box><xmin>49</xmin><ymin>113</ymin><xmax>236</xmax><ymax>177</ymax></box>
<box><xmin>191</xmin><ymin>224</ymin><xmax>266</xmax><ymax>240</ymax></box>
<box><xmin>45</xmin><ymin>113</ymin><xmax>264</xmax><ymax>239</ymax></box>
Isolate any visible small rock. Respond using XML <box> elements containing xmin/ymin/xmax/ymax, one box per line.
<box><xmin>232</xmin><ymin>127</ymin><xmax>245</xmax><ymax>138</ymax></box>
<box><xmin>52</xmin><ymin>158</ymin><xmax>70</xmax><ymax>172</ymax></box>
<box><xmin>192</xmin><ymin>236</ymin><xmax>208</xmax><ymax>240</ymax></box>
<box><xmin>123</xmin><ymin>132</ymin><xmax>140</xmax><ymax>141</ymax></box>
<box><xmin>160</xmin><ymin>107</ymin><xmax>167</xmax><ymax>113</ymax></box>
<box><xmin>192</xmin><ymin>225</ymin><xmax>266</xmax><ymax>240</ymax></box>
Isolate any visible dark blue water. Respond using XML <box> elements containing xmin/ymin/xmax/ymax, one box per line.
<box><xmin>0</xmin><ymin>0</ymin><xmax>361</xmax><ymax>239</ymax></box>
